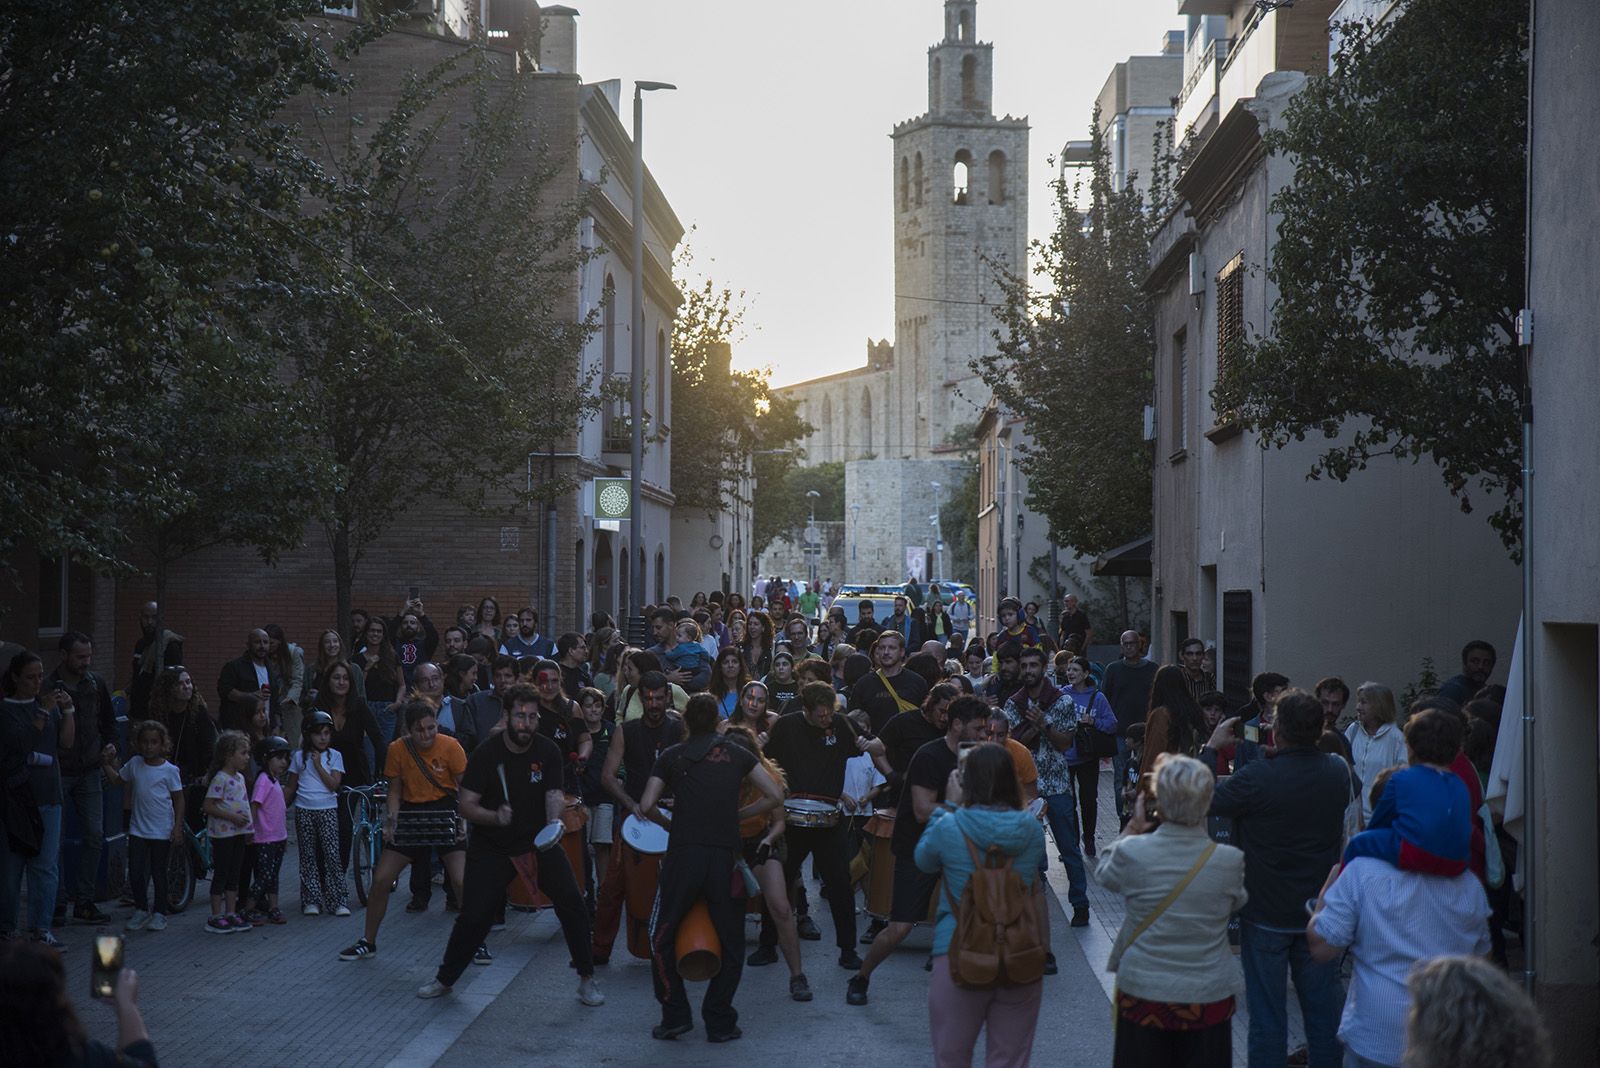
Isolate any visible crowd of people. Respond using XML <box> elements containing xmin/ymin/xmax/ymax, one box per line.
<box><xmin>0</xmin><ymin>587</ymin><xmax>1551</xmax><ymax>1067</ymax></box>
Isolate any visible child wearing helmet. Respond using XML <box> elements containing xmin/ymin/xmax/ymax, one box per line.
<box><xmin>248</xmin><ymin>735</ymin><xmax>292</xmax><ymax>925</ymax></box>
<box><xmin>288</xmin><ymin>710</ymin><xmax>348</xmax><ymax>916</ymax></box>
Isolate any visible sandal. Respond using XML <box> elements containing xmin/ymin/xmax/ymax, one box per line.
<box><xmin>266</xmin><ymin>908</ymin><xmax>288</xmax><ymax>925</ymax></box>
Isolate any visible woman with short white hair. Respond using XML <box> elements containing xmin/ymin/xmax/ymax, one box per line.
<box><xmin>1344</xmin><ymin>682</ymin><xmax>1407</xmax><ymax>825</ymax></box>
<box><xmin>1096</xmin><ymin>753</ymin><xmax>1247</xmax><ymax>1067</ymax></box>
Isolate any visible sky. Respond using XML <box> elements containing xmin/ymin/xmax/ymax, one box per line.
<box><xmin>572</xmin><ymin>0</ymin><xmax>1181</xmax><ymax>386</ymax></box>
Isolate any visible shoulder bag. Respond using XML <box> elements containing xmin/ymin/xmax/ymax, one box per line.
<box><xmin>1072</xmin><ymin>689</ymin><xmax>1118</xmax><ymax>760</ymax></box>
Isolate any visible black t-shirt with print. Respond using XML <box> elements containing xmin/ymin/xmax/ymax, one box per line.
<box><xmin>848</xmin><ymin>669</ymin><xmax>930</xmax><ymax>734</ymax></box>
<box><xmin>763</xmin><ymin>709</ymin><xmax>858</xmax><ymax>800</ymax></box>
<box><xmin>878</xmin><ymin>710</ymin><xmax>945</xmax><ymax>807</ymax></box>
<box><xmin>537</xmin><ymin>698</ymin><xmax>589</xmax><ymax>794</ymax></box>
<box><xmin>651</xmin><ymin>735</ymin><xmax>757</xmax><ymax>852</ymax></box>
<box><xmin>461</xmin><ymin>731</ymin><xmax>565</xmax><ymax>856</ymax></box>
<box><xmin>620</xmin><ymin>714</ymin><xmax>685</xmax><ymax>803</ymax></box>
<box><xmin>892</xmin><ymin>737</ymin><xmax>958</xmax><ymax>857</ymax></box>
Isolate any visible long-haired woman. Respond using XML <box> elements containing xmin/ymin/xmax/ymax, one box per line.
<box><xmin>357</xmin><ymin>616</ymin><xmax>404</xmax><ymax>743</ymax></box>
<box><xmin>316</xmin><ymin>660</ymin><xmax>383</xmax><ymax>872</ymax></box>
<box><xmin>727</xmin><ymin>680</ymin><xmax>777</xmax><ymax>741</ymax></box>
<box><xmin>710</xmin><ymin>646</ymin><xmax>752</xmax><ymax>719</ymax></box>
<box><xmin>474</xmin><ymin>597</ymin><xmax>502</xmax><ymax>643</ymax></box>
<box><xmin>313</xmin><ymin>628</ymin><xmax>364</xmax><ymax>702</ymax></box>
<box><xmin>1138</xmin><ymin>665</ymin><xmax>1210</xmax><ymax>777</ymax></box>
<box><xmin>744</xmin><ymin>609</ymin><xmax>775</xmax><ymax>679</ymax></box>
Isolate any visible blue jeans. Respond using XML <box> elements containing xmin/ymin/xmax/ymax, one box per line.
<box><xmin>1111</xmin><ymin>736</ymin><xmax>1133</xmax><ymax>821</ymax></box>
<box><xmin>1240</xmin><ymin>920</ymin><xmax>1343</xmax><ymax>1068</ymax></box>
<box><xmin>1</xmin><ymin>803</ymin><xmax>64</xmax><ymax>934</ymax></box>
<box><xmin>1041</xmin><ymin>792</ymin><xmax>1089</xmax><ymax>909</ymax></box>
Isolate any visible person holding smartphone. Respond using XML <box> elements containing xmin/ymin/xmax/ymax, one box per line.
<box><xmin>0</xmin><ymin>941</ymin><xmax>154</xmax><ymax>1066</ymax></box>
<box><xmin>1</xmin><ymin>650</ymin><xmax>75</xmax><ymax>948</ymax></box>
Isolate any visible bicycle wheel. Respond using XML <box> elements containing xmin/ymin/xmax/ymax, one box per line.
<box><xmin>166</xmin><ymin>841</ymin><xmax>196</xmax><ymax>913</ymax></box>
<box><xmin>352</xmin><ymin>823</ymin><xmax>375</xmax><ymax>905</ymax></box>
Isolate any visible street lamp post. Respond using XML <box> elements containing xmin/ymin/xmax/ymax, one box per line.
<box><xmin>629</xmin><ymin>79</ymin><xmax>675</xmax><ymax>641</ymax></box>
<box><xmin>929</xmin><ymin>480</ymin><xmax>944</xmax><ymax>582</ymax></box>
<box><xmin>805</xmin><ymin>489</ymin><xmax>821</xmax><ymax>589</ymax></box>
<box><xmin>849</xmin><ymin>502</ymin><xmax>861</xmax><ymax>575</ymax></box>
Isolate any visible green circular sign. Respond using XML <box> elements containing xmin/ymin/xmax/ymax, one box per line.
<box><xmin>598</xmin><ymin>483</ymin><xmax>630</xmax><ymax>518</ymax></box>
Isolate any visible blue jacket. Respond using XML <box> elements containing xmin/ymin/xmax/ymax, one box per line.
<box><xmin>914</xmin><ymin>806</ymin><xmax>1045</xmax><ymax>956</ymax></box>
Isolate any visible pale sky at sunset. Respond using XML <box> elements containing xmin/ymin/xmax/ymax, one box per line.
<box><xmin>573</xmin><ymin>0</ymin><xmax>1181</xmax><ymax>386</ymax></box>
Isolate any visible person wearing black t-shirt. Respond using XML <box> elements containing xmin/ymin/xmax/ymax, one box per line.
<box><xmin>419</xmin><ymin>685</ymin><xmax>604</xmax><ymax>1007</ymax></box>
<box><xmin>641</xmin><ymin>694</ymin><xmax>784</xmax><ymax>1043</ymax></box>
<box><xmin>591</xmin><ymin>672</ymin><xmax>684</xmax><ymax>963</ymax></box>
<box><xmin>758</xmin><ymin>682</ymin><xmax>883</xmax><ymax>968</ymax></box>
<box><xmin>530</xmin><ymin>659</ymin><xmax>592</xmax><ymax>795</ymax></box>
<box><xmin>847</xmin><ymin>631</ymin><xmax>930</xmax><ymax>734</ymax></box>
<box><xmin>847</xmin><ymin>695</ymin><xmax>991</xmax><ymax>1006</ymax></box>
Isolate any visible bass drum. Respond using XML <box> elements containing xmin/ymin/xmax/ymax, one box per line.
<box><xmin>624</xmin><ymin>840</ymin><xmax>663</xmax><ymax>959</ymax></box>
<box><xmin>507</xmin><ymin>797</ymin><xmax>588</xmax><ymax>911</ymax></box>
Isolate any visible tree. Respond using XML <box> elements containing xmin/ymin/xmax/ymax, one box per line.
<box><xmin>669</xmin><ymin>266</ymin><xmax>809</xmax><ymax>515</ymax></box>
<box><xmin>0</xmin><ymin>0</ymin><xmax>348</xmax><ymax>573</ymax></box>
<box><xmin>975</xmin><ymin>111</ymin><xmax>1165</xmax><ymax>556</ymax></box>
<box><xmin>282</xmin><ymin>41</ymin><xmax>596</xmax><ymax>629</ymax></box>
<box><xmin>1213</xmin><ymin>0</ymin><xmax>1528</xmax><ymax>555</ymax></box>
<box><xmin>939</xmin><ymin>423</ymin><xmax>980</xmax><ymax>583</ymax></box>
<box><xmin>752</xmin><ymin>463</ymin><xmax>843</xmax><ymax>559</ymax></box>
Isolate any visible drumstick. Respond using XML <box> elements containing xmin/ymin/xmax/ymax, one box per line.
<box><xmin>497</xmin><ymin>763</ymin><xmax>509</xmax><ymax>801</ymax></box>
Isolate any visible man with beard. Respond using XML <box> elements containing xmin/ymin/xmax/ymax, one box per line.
<box><xmin>845</xmin><ymin>600</ymin><xmax>879</xmax><ymax>647</ymax></box>
<box><xmin>217</xmin><ymin>628</ymin><xmax>279</xmax><ymax>732</ymax></box>
<box><xmin>389</xmin><ymin>603</ymin><xmax>438</xmax><ymax>689</ymax></box>
<box><xmin>499</xmin><ymin>607</ymin><xmax>556</xmax><ymax>661</ymax></box>
<box><xmin>129</xmin><ymin>601</ymin><xmax>183</xmax><ymax>720</ymax></box>
<box><xmin>1437</xmin><ymin>640</ymin><xmax>1497</xmax><ymax>707</ymax></box>
<box><xmin>1005</xmin><ymin>645</ymin><xmax>1091</xmax><ymax>927</ymax></box>
<box><xmin>881</xmin><ymin>596</ymin><xmax>925</xmax><ymax>650</ymax></box>
<box><xmin>846</xmin><ymin>631</ymin><xmax>929</xmax><ymax>734</ymax></box>
<box><xmin>417</xmin><ymin>686</ymin><xmax>604</xmax><ymax>1007</ymax></box>
<box><xmin>591</xmin><ymin>672</ymin><xmax>684</xmax><ymax>963</ymax></box>
<box><xmin>981</xmin><ymin>641</ymin><xmax>1026</xmax><ymax>709</ymax></box>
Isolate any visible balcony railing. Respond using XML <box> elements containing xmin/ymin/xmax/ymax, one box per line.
<box><xmin>1175</xmin><ymin>36</ymin><xmax>1231</xmax><ymax>139</ymax></box>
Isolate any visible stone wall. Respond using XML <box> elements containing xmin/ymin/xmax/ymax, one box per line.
<box><xmin>757</xmin><ymin>521</ymin><xmax>845</xmax><ymax>590</ymax></box>
<box><xmin>844</xmin><ymin>458</ymin><xmax>966</xmax><ymax>584</ymax></box>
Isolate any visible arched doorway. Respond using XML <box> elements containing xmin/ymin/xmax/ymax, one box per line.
<box><xmin>593</xmin><ymin>533</ymin><xmax>614</xmax><ymax>621</ymax></box>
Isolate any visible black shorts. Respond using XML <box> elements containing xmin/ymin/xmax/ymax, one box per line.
<box><xmin>387</xmin><ymin>798</ymin><xmax>465</xmax><ymax>866</ymax></box>
<box><xmin>742</xmin><ymin>834</ymin><xmax>788</xmax><ymax>869</ymax></box>
<box><xmin>889</xmin><ymin>851</ymin><xmax>940</xmax><ymax>923</ymax></box>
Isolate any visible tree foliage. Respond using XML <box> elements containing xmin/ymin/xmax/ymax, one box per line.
<box><xmin>1213</xmin><ymin>0</ymin><xmax>1528</xmax><ymax>555</ymax></box>
<box><xmin>938</xmin><ymin>422</ymin><xmax>979</xmax><ymax>583</ymax></box>
<box><xmin>0</xmin><ymin>0</ymin><xmax>347</xmax><ymax>573</ymax></box>
<box><xmin>975</xmin><ymin>111</ymin><xmax>1165</xmax><ymax>555</ymax></box>
<box><xmin>752</xmin><ymin>463</ymin><xmax>843</xmax><ymax>558</ymax></box>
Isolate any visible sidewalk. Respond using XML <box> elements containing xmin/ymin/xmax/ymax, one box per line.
<box><xmin>1042</xmin><ymin>763</ymin><xmax>1310</xmax><ymax>1067</ymax></box>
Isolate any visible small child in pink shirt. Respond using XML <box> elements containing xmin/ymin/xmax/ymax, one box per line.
<box><xmin>248</xmin><ymin>737</ymin><xmax>292</xmax><ymax>925</ymax></box>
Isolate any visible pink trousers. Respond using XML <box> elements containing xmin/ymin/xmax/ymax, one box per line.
<box><xmin>927</xmin><ymin>955</ymin><xmax>1043</xmax><ymax>1067</ymax></box>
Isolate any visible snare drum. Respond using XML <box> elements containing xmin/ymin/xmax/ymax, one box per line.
<box><xmin>784</xmin><ymin>797</ymin><xmax>841</xmax><ymax>829</ymax></box>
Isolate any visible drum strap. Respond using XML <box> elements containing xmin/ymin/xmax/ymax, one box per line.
<box><xmin>403</xmin><ymin>738</ymin><xmax>457</xmax><ymax>800</ymax></box>
<box><xmin>877</xmin><ymin>671</ymin><xmax>918</xmax><ymax>713</ymax></box>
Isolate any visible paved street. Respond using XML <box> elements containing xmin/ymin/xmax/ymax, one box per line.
<box><xmin>52</xmin><ymin>767</ymin><xmax>1302</xmax><ymax>1066</ymax></box>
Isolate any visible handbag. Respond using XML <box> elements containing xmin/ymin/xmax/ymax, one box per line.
<box><xmin>1072</xmin><ymin>690</ymin><xmax>1118</xmax><ymax>760</ymax></box>
<box><xmin>2</xmin><ymin>769</ymin><xmax>44</xmax><ymax>858</ymax></box>
<box><xmin>1108</xmin><ymin>841</ymin><xmax>1218</xmax><ymax>1025</ymax></box>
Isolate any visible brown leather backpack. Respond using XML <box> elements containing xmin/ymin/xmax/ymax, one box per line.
<box><xmin>943</xmin><ymin>828</ymin><xmax>1047</xmax><ymax>989</ymax></box>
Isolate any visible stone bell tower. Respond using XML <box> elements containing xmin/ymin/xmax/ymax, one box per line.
<box><xmin>890</xmin><ymin>0</ymin><xmax>1029</xmax><ymax>456</ymax></box>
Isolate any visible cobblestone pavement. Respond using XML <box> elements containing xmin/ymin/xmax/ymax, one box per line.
<box><xmin>46</xmin><ymin>766</ymin><xmax>1302</xmax><ymax>1066</ymax></box>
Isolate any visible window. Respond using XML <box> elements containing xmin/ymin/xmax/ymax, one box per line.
<box><xmin>37</xmin><ymin>556</ymin><xmax>66</xmax><ymax>633</ymax></box>
<box><xmin>1214</xmin><ymin>252</ymin><xmax>1244</xmax><ymax>420</ymax></box>
<box><xmin>602</xmin><ymin>274</ymin><xmax>617</xmax><ymax>374</ymax></box>
<box><xmin>655</xmin><ymin>549</ymin><xmax>665</xmax><ymax>605</ymax></box>
<box><xmin>953</xmin><ymin>150</ymin><xmax>973</xmax><ymax>206</ymax></box>
<box><xmin>960</xmin><ymin>55</ymin><xmax>978</xmax><ymax>109</ymax></box>
<box><xmin>574</xmin><ymin>539</ymin><xmax>586</xmax><ymax>630</ymax></box>
<box><xmin>1222</xmin><ymin>591</ymin><xmax>1252</xmax><ymax>709</ymax></box>
<box><xmin>987</xmin><ymin>150</ymin><xmax>1007</xmax><ymax>205</ymax></box>
<box><xmin>914</xmin><ymin>153</ymin><xmax>925</xmax><ymax>207</ymax></box>
<box><xmin>959</xmin><ymin>9</ymin><xmax>971</xmax><ymax>42</ymax></box>
<box><xmin>899</xmin><ymin>156</ymin><xmax>910</xmax><ymax>212</ymax></box>
<box><xmin>1169</xmin><ymin>328</ymin><xmax>1188</xmax><ymax>454</ymax></box>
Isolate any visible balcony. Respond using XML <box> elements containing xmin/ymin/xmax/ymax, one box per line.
<box><xmin>1174</xmin><ymin>36</ymin><xmax>1231</xmax><ymax>144</ymax></box>
<box><xmin>601</xmin><ymin>407</ymin><xmax>653</xmax><ymax>457</ymax></box>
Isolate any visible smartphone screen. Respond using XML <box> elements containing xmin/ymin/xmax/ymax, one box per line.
<box><xmin>408</xmin><ymin>585</ymin><xmax>420</xmax><ymax>601</ymax></box>
<box><xmin>1243</xmin><ymin>723</ymin><xmax>1260</xmax><ymax>744</ymax></box>
<box><xmin>92</xmin><ymin>935</ymin><xmax>124</xmax><ymax>999</ymax></box>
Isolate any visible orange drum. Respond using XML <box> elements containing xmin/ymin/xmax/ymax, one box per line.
<box><xmin>507</xmin><ymin>797</ymin><xmax>588</xmax><ymax>910</ymax></box>
<box><xmin>623</xmin><ymin>840</ymin><xmax>662</xmax><ymax>960</ymax></box>
<box><xmin>675</xmin><ymin>898</ymin><xmax>721</xmax><ymax>982</ymax></box>
<box><xmin>864</xmin><ymin>812</ymin><xmax>936</xmax><ymax>922</ymax></box>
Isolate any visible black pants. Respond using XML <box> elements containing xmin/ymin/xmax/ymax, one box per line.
<box><xmin>1112</xmin><ymin>1015</ymin><xmax>1231</xmax><ymax>1068</ymax></box>
<box><xmin>127</xmin><ymin>837</ymin><xmax>171</xmax><ymax>914</ymax></box>
<box><xmin>1070</xmin><ymin>759</ymin><xmax>1100</xmax><ymax>849</ymax></box>
<box><xmin>759</xmin><ymin>822</ymin><xmax>854</xmax><ymax>951</ymax></box>
<box><xmin>437</xmin><ymin>848</ymin><xmax>592</xmax><ymax>988</ymax></box>
<box><xmin>209</xmin><ymin>835</ymin><xmax>249</xmax><ymax>895</ymax></box>
<box><xmin>649</xmin><ymin>844</ymin><xmax>745</xmax><ymax>1034</ymax></box>
<box><xmin>409</xmin><ymin>848</ymin><xmax>456</xmax><ymax>904</ymax></box>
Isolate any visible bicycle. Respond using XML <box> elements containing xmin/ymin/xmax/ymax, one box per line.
<box><xmin>344</xmin><ymin>780</ymin><xmax>389</xmax><ymax>905</ymax></box>
<box><xmin>164</xmin><ymin>820</ymin><xmax>210</xmax><ymax>914</ymax></box>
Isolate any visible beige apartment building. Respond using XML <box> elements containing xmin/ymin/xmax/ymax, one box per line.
<box><xmin>1146</xmin><ymin>0</ymin><xmax>1518</xmax><ymax>706</ymax></box>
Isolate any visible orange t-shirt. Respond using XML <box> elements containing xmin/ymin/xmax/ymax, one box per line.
<box><xmin>1004</xmin><ymin>738</ymin><xmax>1038</xmax><ymax>788</ymax></box>
<box><xmin>385</xmin><ymin>736</ymin><xmax>467</xmax><ymax>803</ymax></box>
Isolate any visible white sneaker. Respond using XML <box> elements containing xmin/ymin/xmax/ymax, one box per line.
<box><xmin>578</xmin><ymin>976</ymin><xmax>605</xmax><ymax>1006</ymax></box>
<box><xmin>303</xmin><ymin>903</ymin><xmax>321</xmax><ymax>916</ymax></box>
<box><xmin>124</xmin><ymin>910</ymin><xmax>150</xmax><ymax>932</ymax></box>
<box><xmin>416</xmin><ymin>979</ymin><xmax>451</xmax><ymax>999</ymax></box>
<box><xmin>333</xmin><ymin>905</ymin><xmax>351</xmax><ymax>917</ymax></box>
<box><xmin>147</xmin><ymin>913</ymin><xmax>167</xmax><ymax>932</ymax></box>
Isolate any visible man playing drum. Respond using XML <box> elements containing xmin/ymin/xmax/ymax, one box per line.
<box><xmin>416</xmin><ymin>685</ymin><xmax>604</xmax><ymax>1007</ymax></box>
<box><xmin>591</xmin><ymin>671</ymin><xmax>684</xmax><ymax>963</ymax></box>
<box><xmin>640</xmin><ymin>694</ymin><xmax>785</xmax><ymax>1042</ymax></box>
<box><xmin>847</xmin><ymin>695</ymin><xmax>991</xmax><ymax>1006</ymax></box>
<box><xmin>755</xmin><ymin>681</ymin><xmax>879</xmax><ymax>969</ymax></box>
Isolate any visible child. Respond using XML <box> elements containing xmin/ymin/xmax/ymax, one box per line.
<box><xmin>287</xmin><ymin>710</ymin><xmax>348</xmax><ymax>917</ymax></box>
<box><xmin>1342</xmin><ymin>708</ymin><xmax>1471</xmax><ymax>876</ymax></box>
<box><xmin>202</xmin><ymin>731</ymin><xmax>255</xmax><ymax>933</ymax></box>
<box><xmin>103</xmin><ymin>722</ymin><xmax>185</xmax><ymax>933</ymax></box>
<box><xmin>664</xmin><ymin>620</ymin><xmax>711</xmax><ymax>681</ymax></box>
<box><xmin>248</xmin><ymin>736</ymin><xmax>292</xmax><ymax>925</ymax></box>
<box><xmin>576</xmin><ymin>687</ymin><xmax>614</xmax><ymax>890</ymax></box>
<box><xmin>762</xmin><ymin>650</ymin><xmax>800</xmax><ymax>709</ymax></box>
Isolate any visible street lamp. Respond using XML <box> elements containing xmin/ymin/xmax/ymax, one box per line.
<box><xmin>849</xmin><ymin>502</ymin><xmax>861</xmax><ymax>571</ymax></box>
<box><xmin>930</xmin><ymin>480</ymin><xmax>945</xmax><ymax>582</ymax></box>
<box><xmin>629</xmin><ymin>78</ymin><xmax>676</xmax><ymax>641</ymax></box>
<box><xmin>805</xmin><ymin>489</ymin><xmax>821</xmax><ymax>589</ymax></box>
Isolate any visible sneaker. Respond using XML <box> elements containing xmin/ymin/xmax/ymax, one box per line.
<box><xmin>837</xmin><ymin>948</ymin><xmax>863</xmax><ymax>970</ymax></box>
<box><xmin>242</xmin><ymin>910</ymin><xmax>267</xmax><ymax>925</ymax></box>
<box><xmin>229</xmin><ymin>912</ymin><xmax>253</xmax><ymax>931</ymax></box>
<box><xmin>32</xmin><ymin>929</ymin><xmax>66</xmax><ymax>950</ymax></box>
<box><xmin>416</xmin><ymin>979</ymin><xmax>451</xmax><ymax>999</ymax></box>
<box><xmin>338</xmin><ymin>937</ymin><xmax>376</xmax><ymax>961</ymax></box>
<box><xmin>796</xmin><ymin>916</ymin><xmax>822</xmax><ymax>941</ymax></box>
<box><xmin>790</xmin><ymin>973</ymin><xmax>813</xmax><ymax>1002</ymax></box>
<box><xmin>206</xmin><ymin>915</ymin><xmax>232</xmax><ymax>935</ymax></box>
<box><xmin>333</xmin><ymin>904</ymin><xmax>351</xmax><ymax>918</ymax></box>
<box><xmin>577</xmin><ymin>976</ymin><xmax>605</xmax><ymax>1006</ymax></box>
<box><xmin>405</xmin><ymin>896</ymin><xmax>428</xmax><ymax>913</ymax></box>
<box><xmin>266</xmin><ymin>908</ymin><xmax>287</xmax><ymax>925</ymax></box>
<box><xmin>490</xmin><ymin>921</ymin><xmax>507</xmax><ymax>932</ymax></box>
<box><xmin>651</xmin><ymin>1021</ymin><xmax>693</xmax><ymax>1041</ymax></box>
<box><xmin>845</xmin><ymin>974</ymin><xmax>869</xmax><ymax>1006</ymax></box>
<box><xmin>303</xmin><ymin>903</ymin><xmax>321</xmax><ymax>917</ymax></box>
<box><xmin>707</xmin><ymin>1026</ymin><xmax>743</xmax><ymax>1043</ymax></box>
<box><xmin>745</xmin><ymin>944</ymin><xmax>779</xmax><ymax>967</ymax></box>
<box><xmin>125</xmin><ymin>910</ymin><xmax>151</xmax><ymax>933</ymax></box>
<box><xmin>147</xmin><ymin>913</ymin><xmax>167</xmax><ymax>932</ymax></box>
<box><xmin>1071</xmin><ymin>905</ymin><xmax>1090</xmax><ymax>928</ymax></box>
<box><xmin>473</xmin><ymin>944</ymin><xmax>493</xmax><ymax>966</ymax></box>
<box><xmin>73</xmin><ymin>902</ymin><xmax>111</xmax><ymax>925</ymax></box>
<box><xmin>1044</xmin><ymin>951</ymin><xmax>1058</xmax><ymax>976</ymax></box>
<box><xmin>860</xmin><ymin>919</ymin><xmax>886</xmax><ymax>945</ymax></box>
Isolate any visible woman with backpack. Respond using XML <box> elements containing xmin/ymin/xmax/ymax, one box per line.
<box><xmin>913</xmin><ymin>742</ymin><xmax>1046</xmax><ymax>1068</ymax></box>
<box><xmin>1095</xmin><ymin>753</ymin><xmax>1247</xmax><ymax>1067</ymax></box>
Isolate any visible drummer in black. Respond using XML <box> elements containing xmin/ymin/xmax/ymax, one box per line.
<box><xmin>641</xmin><ymin>694</ymin><xmax>784</xmax><ymax>1043</ymax></box>
<box><xmin>418</xmin><ymin>685</ymin><xmax>604</xmax><ymax>1006</ymax></box>
<box><xmin>591</xmin><ymin>671</ymin><xmax>683</xmax><ymax>963</ymax></box>
<box><xmin>531</xmin><ymin>659</ymin><xmax>591</xmax><ymax>794</ymax></box>
<box><xmin>758</xmin><ymin>680</ymin><xmax>881</xmax><ymax>968</ymax></box>
<box><xmin>847</xmin><ymin>694</ymin><xmax>991</xmax><ymax>1005</ymax></box>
